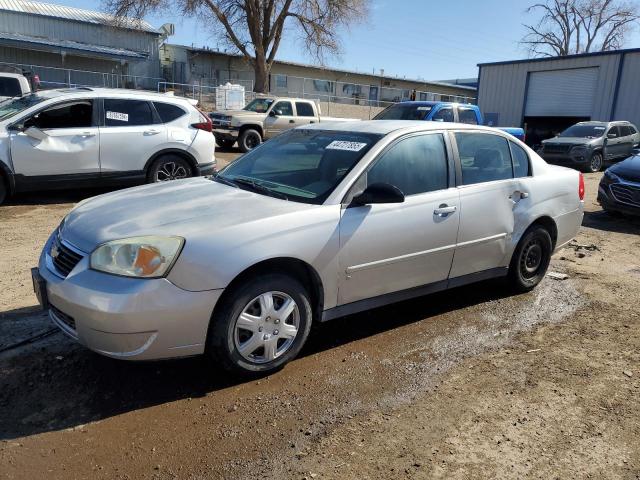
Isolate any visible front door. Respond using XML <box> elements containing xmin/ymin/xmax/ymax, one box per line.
<box><xmin>98</xmin><ymin>98</ymin><xmax>167</xmax><ymax>174</ymax></box>
<box><xmin>449</xmin><ymin>131</ymin><xmax>530</xmax><ymax>279</ymax></box>
<box><xmin>605</xmin><ymin>126</ymin><xmax>624</xmax><ymax>160</ymax></box>
<box><xmin>264</xmin><ymin>100</ymin><xmax>296</xmax><ymax>138</ymax></box>
<box><xmin>11</xmin><ymin>99</ymin><xmax>99</xmax><ymax>176</ymax></box>
<box><xmin>338</xmin><ymin>132</ymin><xmax>459</xmax><ymax>305</ymax></box>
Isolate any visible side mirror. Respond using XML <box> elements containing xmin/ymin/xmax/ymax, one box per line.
<box><xmin>7</xmin><ymin>123</ymin><xmax>23</xmax><ymax>132</ymax></box>
<box><xmin>269</xmin><ymin>110</ymin><xmax>277</xmax><ymax>117</ymax></box>
<box><xmin>351</xmin><ymin>183</ymin><xmax>405</xmax><ymax>206</ymax></box>
<box><xmin>607</xmin><ymin>132</ymin><xmax>617</xmax><ymax>139</ymax></box>
<box><xmin>24</xmin><ymin>126</ymin><xmax>48</xmax><ymax>141</ymax></box>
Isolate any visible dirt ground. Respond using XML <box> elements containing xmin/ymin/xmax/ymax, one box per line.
<box><xmin>0</xmin><ymin>162</ymin><xmax>638</xmax><ymax>480</ymax></box>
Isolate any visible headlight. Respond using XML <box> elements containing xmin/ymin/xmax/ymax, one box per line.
<box><xmin>604</xmin><ymin>169</ymin><xmax>620</xmax><ymax>182</ymax></box>
<box><xmin>570</xmin><ymin>145</ymin><xmax>587</xmax><ymax>153</ymax></box>
<box><xmin>90</xmin><ymin>236</ymin><xmax>184</xmax><ymax>278</ymax></box>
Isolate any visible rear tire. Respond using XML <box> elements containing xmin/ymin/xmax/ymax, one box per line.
<box><xmin>508</xmin><ymin>225</ymin><xmax>553</xmax><ymax>293</ymax></box>
<box><xmin>238</xmin><ymin>129</ymin><xmax>262</xmax><ymax>153</ymax></box>
<box><xmin>216</xmin><ymin>138</ymin><xmax>236</xmax><ymax>150</ymax></box>
<box><xmin>147</xmin><ymin>155</ymin><xmax>192</xmax><ymax>183</ymax></box>
<box><xmin>206</xmin><ymin>274</ymin><xmax>312</xmax><ymax>375</ymax></box>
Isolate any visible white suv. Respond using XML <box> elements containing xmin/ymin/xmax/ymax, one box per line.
<box><xmin>0</xmin><ymin>88</ymin><xmax>215</xmax><ymax>204</ymax></box>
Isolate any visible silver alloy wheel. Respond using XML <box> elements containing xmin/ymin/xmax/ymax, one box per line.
<box><xmin>234</xmin><ymin>291</ymin><xmax>300</xmax><ymax>364</ymax></box>
<box><xmin>590</xmin><ymin>153</ymin><xmax>603</xmax><ymax>172</ymax></box>
<box><xmin>155</xmin><ymin>161</ymin><xmax>189</xmax><ymax>182</ymax></box>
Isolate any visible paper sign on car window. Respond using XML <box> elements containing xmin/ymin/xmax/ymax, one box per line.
<box><xmin>417</xmin><ymin>106</ymin><xmax>432</xmax><ymax>111</ymax></box>
<box><xmin>106</xmin><ymin>111</ymin><xmax>129</xmax><ymax>122</ymax></box>
<box><xmin>326</xmin><ymin>140</ymin><xmax>367</xmax><ymax>152</ymax></box>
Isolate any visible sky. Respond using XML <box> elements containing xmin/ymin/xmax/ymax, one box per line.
<box><xmin>54</xmin><ymin>0</ymin><xmax>640</xmax><ymax>81</ymax></box>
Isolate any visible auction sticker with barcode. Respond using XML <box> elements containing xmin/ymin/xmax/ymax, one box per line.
<box><xmin>106</xmin><ymin>111</ymin><xmax>129</xmax><ymax>122</ymax></box>
<box><xmin>326</xmin><ymin>140</ymin><xmax>367</xmax><ymax>152</ymax></box>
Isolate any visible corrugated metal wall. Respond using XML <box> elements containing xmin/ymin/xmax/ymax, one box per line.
<box><xmin>478</xmin><ymin>54</ymin><xmax>622</xmax><ymax>127</ymax></box>
<box><xmin>611</xmin><ymin>52</ymin><xmax>640</xmax><ymax>126</ymax></box>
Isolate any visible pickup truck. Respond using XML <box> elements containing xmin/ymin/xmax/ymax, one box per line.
<box><xmin>373</xmin><ymin>101</ymin><xmax>525</xmax><ymax>142</ymax></box>
<box><xmin>209</xmin><ymin>96</ymin><xmax>355</xmax><ymax>152</ymax></box>
<box><xmin>0</xmin><ymin>66</ymin><xmax>39</xmax><ymax>102</ymax></box>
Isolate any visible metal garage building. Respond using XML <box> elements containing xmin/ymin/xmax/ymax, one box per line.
<box><xmin>0</xmin><ymin>0</ymin><xmax>164</xmax><ymax>89</ymax></box>
<box><xmin>477</xmin><ymin>48</ymin><xmax>640</xmax><ymax>147</ymax></box>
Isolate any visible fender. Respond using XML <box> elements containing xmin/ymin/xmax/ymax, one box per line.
<box><xmin>144</xmin><ymin>148</ymin><xmax>199</xmax><ymax>174</ymax></box>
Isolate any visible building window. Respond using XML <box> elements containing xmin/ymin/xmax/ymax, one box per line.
<box><xmin>274</xmin><ymin>74</ymin><xmax>287</xmax><ymax>89</ymax></box>
<box><xmin>313</xmin><ymin>80</ymin><xmax>333</xmax><ymax>93</ymax></box>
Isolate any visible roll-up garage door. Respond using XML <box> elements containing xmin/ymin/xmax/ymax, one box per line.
<box><xmin>525</xmin><ymin>67</ymin><xmax>598</xmax><ymax>117</ymax></box>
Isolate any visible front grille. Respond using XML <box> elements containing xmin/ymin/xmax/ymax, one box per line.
<box><xmin>610</xmin><ymin>183</ymin><xmax>640</xmax><ymax>207</ymax></box>
<box><xmin>50</xmin><ymin>306</ymin><xmax>76</xmax><ymax>331</ymax></box>
<box><xmin>50</xmin><ymin>234</ymin><xmax>83</xmax><ymax>277</ymax></box>
<box><xmin>543</xmin><ymin>143</ymin><xmax>572</xmax><ymax>154</ymax></box>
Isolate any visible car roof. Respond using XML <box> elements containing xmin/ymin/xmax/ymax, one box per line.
<box><xmin>393</xmin><ymin>101</ymin><xmax>477</xmax><ymax>108</ymax></box>
<box><xmin>28</xmin><ymin>87</ymin><xmax>194</xmax><ymax>106</ymax></box>
<box><xmin>301</xmin><ymin>120</ymin><xmax>500</xmax><ymax>135</ymax></box>
<box><xmin>0</xmin><ymin>73</ymin><xmax>25</xmax><ymax>79</ymax></box>
<box><xmin>576</xmin><ymin>120</ymin><xmax>629</xmax><ymax>126</ymax></box>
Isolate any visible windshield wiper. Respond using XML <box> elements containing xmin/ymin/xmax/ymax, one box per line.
<box><xmin>211</xmin><ymin>173</ymin><xmax>239</xmax><ymax>188</ymax></box>
<box><xmin>232</xmin><ymin>177</ymin><xmax>289</xmax><ymax>200</ymax></box>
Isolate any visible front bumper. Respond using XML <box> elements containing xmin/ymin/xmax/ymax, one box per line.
<box><xmin>597</xmin><ymin>179</ymin><xmax>640</xmax><ymax>216</ymax></box>
<box><xmin>213</xmin><ymin>127</ymin><xmax>239</xmax><ymax>141</ymax></box>
<box><xmin>541</xmin><ymin>150</ymin><xmax>591</xmax><ymax>166</ymax></box>
<box><xmin>38</xmin><ymin>233</ymin><xmax>223</xmax><ymax>360</ymax></box>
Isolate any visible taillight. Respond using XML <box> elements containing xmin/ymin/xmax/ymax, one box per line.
<box><xmin>191</xmin><ymin>109</ymin><xmax>212</xmax><ymax>132</ymax></box>
<box><xmin>578</xmin><ymin>172</ymin><xmax>585</xmax><ymax>200</ymax></box>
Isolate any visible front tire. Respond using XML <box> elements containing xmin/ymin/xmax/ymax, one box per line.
<box><xmin>586</xmin><ymin>151</ymin><xmax>604</xmax><ymax>173</ymax></box>
<box><xmin>238</xmin><ymin>129</ymin><xmax>262</xmax><ymax>153</ymax></box>
<box><xmin>206</xmin><ymin>274</ymin><xmax>313</xmax><ymax>375</ymax></box>
<box><xmin>147</xmin><ymin>155</ymin><xmax>192</xmax><ymax>183</ymax></box>
<box><xmin>216</xmin><ymin>138</ymin><xmax>236</xmax><ymax>150</ymax></box>
<box><xmin>508</xmin><ymin>225</ymin><xmax>553</xmax><ymax>292</ymax></box>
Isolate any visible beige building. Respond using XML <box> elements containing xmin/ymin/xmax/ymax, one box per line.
<box><xmin>160</xmin><ymin>44</ymin><xmax>477</xmax><ymax>106</ymax></box>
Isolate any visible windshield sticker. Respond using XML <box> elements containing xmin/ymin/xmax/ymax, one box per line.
<box><xmin>326</xmin><ymin>140</ymin><xmax>367</xmax><ymax>152</ymax></box>
<box><xmin>417</xmin><ymin>106</ymin><xmax>432</xmax><ymax>111</ymax></box>
<box><xmin>106</xmin><ymin>111</ymin><xmax>128</xmax><ymax>122</ymax></box>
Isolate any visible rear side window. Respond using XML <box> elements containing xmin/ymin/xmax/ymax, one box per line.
<box><xmin>153</xmin><ymin>102</ymin><xmax>186</xmax><ymax>123</ymax></box>
<box><xmin>629</xmin><ymin>125</ymin><xmax>638</xmax><ymax>134</ymax></box>
<box><xmin>432</xmin><ymin>107</ymin><xmax>454</xmax><ymax>123</ymax></box>
<box><xmin>367</xmin><ymin>133</ymin><xmax>448</xmax><ymax>195</ymax></box>
<box><xmin>29</xmin><ymin>100</ymin><xmax>93</xmax><ymax>129</ymax></box>
<box><xmin>620</xmin><ymin>125</ymin><xmax>633</xmax><ymax>137</ymax></box>
<box><xmin>295</xmin><ymin>102</ymin><xmax>315</xmax><ymax>117</ymax></box>
<box><xmin>455</xmin><ymin>132</ymin><xmax>513</xmax><ymax>185</ymax></box>
<box><xmin>458</xmin><ymin>108</ymin><xmax>478</xmax><ymax>125</ymax></box>
<box><xmin>510</xmin><ymin>142</ymin><xmax>530</xmax><ymax>177</ymax></box>
<box><xmin>104</xmin><ymin>99</ymin><xmax>154</xmax><ymax>126</ymax></box>
<box><xmin>0</xmin><ymin>77</ymin><xmax>21</xmax><ymax>97</ymax></box>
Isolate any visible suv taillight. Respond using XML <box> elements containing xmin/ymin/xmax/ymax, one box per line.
<box><xmin>191</xmin><ymin>109</ymin><xmax>212</xmax><ymax>132</ymax></box>
<box><xmin>578</xmin><ymin>172</ymin><xmax>585</xmax><ymax>200</ymax></box>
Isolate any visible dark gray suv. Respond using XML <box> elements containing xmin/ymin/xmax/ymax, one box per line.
<box><xmin>540</xmin><ymin>121</ymin><xmax>640</xmax><ymax>173</ymax></box>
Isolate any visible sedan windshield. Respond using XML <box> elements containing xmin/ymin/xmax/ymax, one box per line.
<box><xmin>243</xmin><ymin>98</ymin><xmax>274</xmax><ymax>113</ymax></box>
<box><xmin>559</xmin><ymin>125</ymin><xmax>606</xmax><ymax>138</ymax></box>
<box><xmin>373</xmin><ymin>103</ymin><xmax>432</xmax><ymax>120</ymax></box>
<box><xmin>0</xmin><ymin>94</ymin><xmax>46</xmax><ymax>121</ymax></box>
<box><xmin>217</xmin><ymin>129</ymin><xmax>382</xmax><ymax>204</ymax></box>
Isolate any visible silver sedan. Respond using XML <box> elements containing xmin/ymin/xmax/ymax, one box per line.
<box><xmin>34</xmin><ymin>121</ymin><xmax>584</xmax><ymax>374</ymax></box>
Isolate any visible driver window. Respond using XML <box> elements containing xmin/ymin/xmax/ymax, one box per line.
<box><xmin>607</xmin><ymin>126</ymin><xmax>620</xmax><ymax>138</ymax></box>
<box><xmin>431</xmin><ymin>107</ymin><xmax>454</xmax><ymax>123</ymax></box>
<box><xmin>272</xmin><ymin>101</ymin><xmax>293</xmax><ymax>116</ymax></box>
<box><xmin>365</xmin><ymin>134</ymin><xmax>448</xmax><ymax>196</ymax></box>
<box><xmin>27</xmin><ymin>100</ymin><xmax>93</xmax><ymax>129</ymax></box>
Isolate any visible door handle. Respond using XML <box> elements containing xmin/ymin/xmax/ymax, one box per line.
<box><xmin>80</xmin><ymin>132</ymin><xmax>95</xmax><ymax>137</ymax></box>
<box><xmin>434</xmin><ymin>204</ymin><xmax>457</xmax><ymax>217</ymax></box>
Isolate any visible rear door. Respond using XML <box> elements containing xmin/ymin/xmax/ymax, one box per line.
<box><xmin>98</xmin><ymin>98</ymin><xmax>168</xmax><ymax>174</ymax></box>
<box><xmin>618</xmin><ymin>125</ymin><xmax>635</xmax><ymax>158</ymax></box>
<box><xmin>449</xmin><ymin>131</ymin><xmax>530</xmax><ymax>279</ymax></box>
<box><xmin>10</xmin><ymin>98</ymin><xmax>99</xmax><ymax>176</ymax></box>
<box><xmin>264</xmin><ymin>100</ymin><xmax>296</xmax><ymax>138</ymax></box>
<box><xmin>338</xmin><ymin>132</ymin><xmax>459</xmax><ymax>305</ymax></box>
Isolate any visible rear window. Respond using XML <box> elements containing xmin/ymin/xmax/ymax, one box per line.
<box><xmin>0</xmin><ymin>77</ymin><xmax>21</xmax><ymax>97</ymax></box>
<box><xmin>153</xmin><ymin>102</ymin><xmax>186</xmax><ymax>123</ymax></box>
<box><xmin>373</xmin><ymin>103</ymin><xmax>432</xmax><ymax>120</ymax></box>
<box><xmin>104</xmin><ymin>99</ymin><xmax>154</xmax><ymax>126</ymax></box>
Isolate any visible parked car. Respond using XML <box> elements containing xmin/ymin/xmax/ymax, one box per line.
<box><xmin>598</xmin><ymin>154</ymin><xmax>640</xmax><ymax>216</ymax></box>
<box><xmin>0</xmin><ymin>87</ymin><xmax>215</xmax><ymax>204</ymax></box>
<box><xmin>209</xmin><ymin>96</ymin><xmax>356</xmax><ymax>152</ymax></box>
<box><xmin>372</xmin><ymin>101</ymin><xmax>526</xmax><ymax>141</ymax></box>
<box><xmin>33</xmin><ymin>121</ymin><xmax>584</xmax><ymax>374</ymax></box>
<box><xmin>539</xmin><ymin>121</ymin><xmax>639</xmax><ymax>173</ymax></box>
<box><xmin>0</xmin><ymin>72</ymin><xmax>31</xmax><ymax>102</ymax></box>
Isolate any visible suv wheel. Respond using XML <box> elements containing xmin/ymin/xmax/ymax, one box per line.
<box><xmin>148</xmin><ymin>155</ymin><xmax>192</xmax><ymax>183</ymax></box>
<box><xmin>238</xmin><ymin>129</ymin><xmax>262</xmax><ymax>153</ymax></box>
<box><xmin>0</xmin><ymin>176</ymin><xmax>6</xmax><ymax>205</ymax></box>
<box><xmin>587</xmin><ymin>152</ymin><xmax>604</xmax><ymax>173</ymax></box>
<box><xmin>508</xmin><ymin>225</ymin><xmax>553</xmax><ymax>292</ymax></box>
<box><xmin>207</xmin><ymin>274</ymin><xmax>313</xmax><ymax>374</ymax></box>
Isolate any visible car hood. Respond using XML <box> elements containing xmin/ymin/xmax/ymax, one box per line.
<box><xmin>609</xmin><ymin>155</ymin><xmax>640</xmax><ymax>182</ymax></box>
<box><xmin>60</xmin><ymin>178</ymin><xmax>315</xmax><ymax>253</ymax></box>
<box><xmin>543</xmin><ymin>137</ymin><xmax>596</xmax><ymax>146</ymax></box>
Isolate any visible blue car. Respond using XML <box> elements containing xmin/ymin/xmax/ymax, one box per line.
<box><xmin>598</xmin><ymin>155</ymin><xmax>640</xmax><ymax>216</ymax></box>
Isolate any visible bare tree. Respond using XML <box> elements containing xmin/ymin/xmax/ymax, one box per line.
<box><xmin>105</xmin><ymin>0</ymin><xmax>369</xmax><ymax>92</ymax></box>
<box><xmin>522</xmin><ymin>0</ymin><xmax>640</xmax><ymax>57</ymax></box>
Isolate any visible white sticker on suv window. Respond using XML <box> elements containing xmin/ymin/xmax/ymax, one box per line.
<box><xmin>594</xmin><ymin>127</ymin><xmax>605</xmax><ymax>130</ymax></box>
<box><xmin>326</xmin><ymin>140</ymin><xmax>367</xmax><ymax>152</ymax></box>
<box><xmin>106</xmin><ymin>111</ymin><xmax>128</xmax><ymax>122</ymax></box>
<box><xmin>417</xmin><ymin>106</ymin><xmax>432</xmax><ymax>111</ymax></box>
